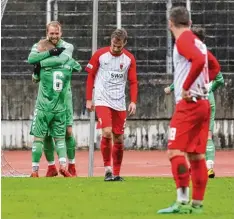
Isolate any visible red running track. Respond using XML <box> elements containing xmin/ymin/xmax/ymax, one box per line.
<box><xmin>2</xmin><ymin>150</ymin><xmax>234</xmax><ymax>177</ymax></box>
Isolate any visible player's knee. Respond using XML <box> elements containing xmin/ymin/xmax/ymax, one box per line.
<box><xmin>102</xmin><ymin>128</ymin><xmax>112</xmax><ymax>138</ymax></box>
<box><xmin>177</xmin><ymin>163</ymin><xmax>189</xmax><ymax>175</ymax></box>
<box><xmin>32</xmin><ymin>140</ymin><xmax>43</xmax><ymax>155</ymax></box>
<box><xmin>167</xmin><ymin>149</ymin><xmax>184</xmax><ymax>160</ymax></box>
<box><xmin>54</xmin><ymin>138</ymin><xmax>66</xmax><ymax>149</ymax></box>
<box><xmin>66</xmin><ymin>126</ymin><xmax>73</xmax><ymax>137</ymax></box>
<box><xmin>113</xmin><ymin>134</ymin><xmax>124</xmax><ymax>144</ymax></box>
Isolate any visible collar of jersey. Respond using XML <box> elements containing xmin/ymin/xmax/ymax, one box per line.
<box><xmin>56</xmin><ymin>39</ymin><xmax>63</xmax><ymax>47</ymax></box>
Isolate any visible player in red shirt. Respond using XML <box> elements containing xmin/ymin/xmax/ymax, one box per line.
<box><xmin>164</xmin><ymin>27</ymin><xmax>224</xmax><ymax>178</ymax></box>
<box><xmin>157</xmin><ymin>6</ymin><xmax>220</xmax><ymax>214</ymax></box>
<box><xmin>85</xmin><ymin>28</ymin><xmax>138</xmax><ymax>181</ymax></box>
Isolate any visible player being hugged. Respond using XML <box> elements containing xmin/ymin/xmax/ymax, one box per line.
<box><xmin>157</xmin><ymin>6</ymin><xmax>220</xmax><ymax>214</ymax></box>
<box><xmin>85</xmin><ymin>28</ymin><xmax>138</xmax><ymax>181</ymax></box>
<box><xmin>32</xmin><ymin>39</ymin><xmax>82</xmax><ymax>177</ymax></box>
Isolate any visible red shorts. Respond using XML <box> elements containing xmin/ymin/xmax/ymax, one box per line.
<box><xmin>168</xmin><ymin>99</ymin><xmax>210</xmax><ymax>153</ymax></box>
<box><xmin>95</xmin><ymin>106</ymin><xmax>127</xmax><ymax>134</ymax></box>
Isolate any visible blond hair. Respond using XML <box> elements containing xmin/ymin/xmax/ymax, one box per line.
<box><xmin>46</xmin><ymin>21</ymin><xmax>62</xmax><ymax>33</ymax></box>
<box><xmin>37</xmin><ymin>39</ymin><xmax>55</xmax><ymax>52</ymax></box>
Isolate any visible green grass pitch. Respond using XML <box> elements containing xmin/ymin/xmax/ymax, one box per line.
<box><xmin>2</xmin><ymin>177</ymin><xmax>234</xmax><ymax>219</ymax></box>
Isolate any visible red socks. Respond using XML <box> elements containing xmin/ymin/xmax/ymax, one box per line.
<box><xmin>100</xmin><ymin>137</ymin><xmax>112</xmax><ymax>166</ymax></box>
<box><xmin>170</xmin><ymin>155</ymin><xmax>190</xmax><ymax>188</ymax></box>
<box><xmin>190</xmin><ymin>159</ymin><xmax>208</xmax><ymax>200</ymax></box>
<box><xmin>101</xmin><ymin>137</ymin><xmax>124</xmax><ymax>176</ymax></box>
<box><xmin>171</xmin><ymin>156</ymin><xmax>208</xmax><ymax>202</ymax></box>
<box><xmin>112</xmin><ymin>143</ymin><xmax>124</xmax><ymax>176</ymax></box>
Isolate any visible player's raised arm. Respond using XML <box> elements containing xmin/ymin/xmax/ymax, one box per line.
<box><xmin>176</xmin><ymin>33</ymin><xmax>206</xmax><ymax>90</ymax></box>
<box><xmin>40</xmin><ymin>51</ymin><xmax>68</xmax><ymax>67</ymax></box>
<box><xmin>30</xmin><ymin>39</ymin><xmax>54</xmax><ymax>83</ymax></box>
<box><xmin>28</xmin><ymin>43</ymin><xmax>51</xmax><ymax>64</ymax></box>
<box><xmin>28</xmin><ymin>42</ymin><xmax>66</xmax><ymax>64</ymax></box>
<box><xmin>39</xmin><ymin>42</ymin><xmax>73</xmax><ymax>68</ymax></box>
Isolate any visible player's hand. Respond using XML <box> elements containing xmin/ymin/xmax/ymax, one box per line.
<box><xmin>32</xmin><ymin>74</ymin><xmax>40</xmax><ymax>83</ymax></box>
<box><xmin>86</xmin><ymin>100</ymin><xmax>95</xmax><ymax>112</ymax></box>
<box><xmin>128</xmin><ymin>102</ymin><xmax>136</xmax><ymax>116</ymax></box>
<box><xmin>164</xmin><ymin>86</ymin><xmax>171</xmax><ymax>95</ymax></box>
<box><xmin>49</xmin><ymin>47</ymin><xmax>65</xmax><ymax>56</ymax></box>
<box><xmin>181</xmin><ymin>89</ymin><xmax>192</xmax><ymax>101</ymax></box>
<box><xmin>33</xmin><ymin>62</ymin><xmax>41</xmax><ymax>75</ymax></box>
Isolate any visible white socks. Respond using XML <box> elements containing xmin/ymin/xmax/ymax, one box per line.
<box><xmin>206</xmin><ymin>160</ymin><xmax>214</xmax><ymax>169</ymax></box>
<box><xmin>177</xmin><ymin>187</ymin><xmax>189</xmax><ymax>203</ymax></box>
<box><xmin>105</xmin><ymin>166</ymin><xmax>112</xmax><ymax>173</ymax></box>
<box><xmin>32</xmin><ymin>162</ymin><xmax>39</xmax><ymax>172</ymax></box>
<box><xmin>59</xmin><ymin>157</ymin><xmax>66</xmax><ymax>167</ymax></box>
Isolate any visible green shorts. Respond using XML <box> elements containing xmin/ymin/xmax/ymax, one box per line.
<box><xmin>30</xmin><ymin>108</ymin><xmax>66</xmax><ymax>138</ymax></box>
<box><xmin>66</xmin><ymin>88</ymin><xmax>73</xmax><ymax>126</ymax></box>
<box><xmin>208</xmin><ymin>92</ymin><xmax>216</xmax><ymax>132</ymax></box>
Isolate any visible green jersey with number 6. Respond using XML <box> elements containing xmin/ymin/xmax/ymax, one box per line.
<box><xmin>35</xmin><ymin>59</ymin><xmax>77</xmax><ymax>113</ymax></box>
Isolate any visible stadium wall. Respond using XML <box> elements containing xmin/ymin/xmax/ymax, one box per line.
<box><xmin>2</xmin><ymin>0</ymin><xmax>234</xmax><ymax>75</ymax></box>
<box><xmin>1</xmin><ymin>74</ymin><xmax>234</xmax><ymax>149</ymax></box>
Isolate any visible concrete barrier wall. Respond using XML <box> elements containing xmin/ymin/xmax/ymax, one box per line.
<box><xmin>1</xmin><ymin>74</ymin><xmax>234</xmax><ymax>149</ymax></box>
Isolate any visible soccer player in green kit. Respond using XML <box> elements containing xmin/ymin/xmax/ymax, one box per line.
<box><xmin>164</xmin><ymin>27</ymin><xmax>224</xmax><ymax>178</ymax></box>
<box><xmin>32</xmin><ymin>39</ymin><xmax>81</xmax><ymax>177</ymax></box>
<box><xmin>28</xmin><ymin>21</ymin><xmax>79</xmax><ymax>177</ymax></box>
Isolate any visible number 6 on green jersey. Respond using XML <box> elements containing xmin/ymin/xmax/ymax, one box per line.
<box><xmin>53</xmin><ymin>71</ymin><xmax>64</xmax><ymax>92</ymax></box>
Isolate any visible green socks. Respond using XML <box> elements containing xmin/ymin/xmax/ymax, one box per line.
<box><xmin>43</xmin><ymin>135</ymin><xmax>76</xmax><ymax>164</ymax></box>
<box><xmin>66</xmin><ymin>136</ymin><xmax>76</xmax><ymax>162</ymax></box>
<box><xmin>44</xmin><ymin>135</ymin><xmax>55</xmax><ymax>164</ymax></box>
<box><xmin>55</xmin><ymin>139</ymin><xmax>67</xmax><ymax>164</ymax></box>
<box><xmin>206</xmin><ymin>139</ymin><xmax>215</xmax><ymax>169</ymax></box>
<box><xmin>32</xmin><ymin>141</ymin><xmax>43</xmax><ymax>172</ymax></box>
